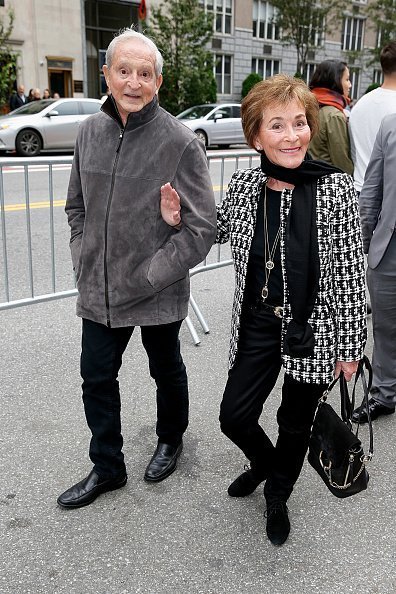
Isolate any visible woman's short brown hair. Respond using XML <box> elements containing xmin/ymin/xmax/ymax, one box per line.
<box><xmin>241</xmin><ymin>74</ymin><xmax>319</xmax><ymax>148</ymax></box>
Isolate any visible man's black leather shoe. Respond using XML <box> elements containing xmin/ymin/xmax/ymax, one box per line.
<box><xmin>352</xmin><ymin>397</ymin><xmax>395</xmax><ymax>424</ymax></box>
<box><xmin>144</xmin><ymin>442</ymin><xmax>183</xmax><ymax>482</ymax></box>
<box><xmin>265</xmin><ymin>500</ymin><xmax>290</xmax><ymax>546</ymax></box>
<box><xmin>228</xmin><ymin>464</ymin><xmax>266</xmax><ymax>497</ymax></box>
<box><xmin>57</xmin><ymin>469</ymin><xmax>127</xmax><ymax>509</ymax></box>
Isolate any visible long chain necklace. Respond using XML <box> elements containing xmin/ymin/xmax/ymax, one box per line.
<box><xmin>261</xmin><ymin>184</ymin><xmax>281</xmax><ymax>301</ymax></box>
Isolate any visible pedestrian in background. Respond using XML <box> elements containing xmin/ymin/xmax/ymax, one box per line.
<box><xmin>309</xmin><ymin>60</ymin><xmax>354</xmax><ymax>174</ymax></box>
<box><xmin>57</xmin><ymin>28</ymin><xmax>216</xmax><ymax>510</ymax></box>
<box><xmin>9</xmin><ymin>84</ymin><xmax>27</xmax><ymax>111</ymax></box>
<box><xmin>349</xmin><ymin>41</ymin><xmax>396</xmax><ymax>194</ymax></box>
<box><xmin>352</xmin><ymin>113</ymin><xmax>396</xmax><ymax>424</ymax></box>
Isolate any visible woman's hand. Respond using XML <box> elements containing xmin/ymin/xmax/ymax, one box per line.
<box><xmin>160</xmin><ymin>182</ymin><xmax>181</xmax><ymax>227</ymax></box>
<box><xmin>334</xmin><ymin>360</ymin><xmax>359</xmax><ymax>382</ymax></box>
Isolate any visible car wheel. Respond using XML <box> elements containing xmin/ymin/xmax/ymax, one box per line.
<box><xmin>195</xmin><ymin>130</ymin><xmax>207</xmax><ymax>147</ymax></box>
<box><xmin>15</xmin><ymin>129</ymin><xmax>43</xmax><ymax>157</ymax></box>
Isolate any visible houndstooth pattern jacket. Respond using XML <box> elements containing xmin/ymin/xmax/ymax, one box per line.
<box><xmin>216</xmin><ymin>167</ymin><xmax>367</xmax><ymax>384</ymax></box>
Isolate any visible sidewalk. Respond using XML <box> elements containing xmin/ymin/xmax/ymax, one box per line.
<box><xmin>1</xmin><ymin>266</ymin><xmax>395</xmax><ymax>594</ymax></box>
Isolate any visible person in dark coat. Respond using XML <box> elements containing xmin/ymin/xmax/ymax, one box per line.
<box><xmin>9</xmin><ymin>84</ymin><xmax>27</xmax><ymax>111</ymax></box>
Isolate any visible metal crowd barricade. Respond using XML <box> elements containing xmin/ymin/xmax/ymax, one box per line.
<box><xmin>0</xmin><ymin>149</ymin><xmax>259</xmax><ymax>344</ymax></box>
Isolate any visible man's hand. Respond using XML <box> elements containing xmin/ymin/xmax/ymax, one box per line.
<box><xmin>160</xmin><ymin>182</ymin><xmax>181</xmax><ymax>227</ymax></box>
<box><xmin>334</xmin><ymin>360</ymin><xmax>359</xmax><ymax>382</ymax></box>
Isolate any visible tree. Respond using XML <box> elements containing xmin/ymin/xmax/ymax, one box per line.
<box><xmin>241</xmin><ymin>73</ymin><xmax>262</xmax><ymax>98</ymax></box>
<box><xmin>269</xmin><ymin>0</ymin><xmax>348</xmax><ymax>76</ymax></box>
<box><xmin>146</xmin><ymin>0</ymin><xmax>217</xmax><ymax>115</ymax></box>
<box><xmin>0</xmin><ymin>9</ymin><xmax>18</xmax><ymax>111</ymax></box>
<box><xmin>366</xmin><ymin>0</ymin><xmax>396</xmax><ymax>62</ymax></box>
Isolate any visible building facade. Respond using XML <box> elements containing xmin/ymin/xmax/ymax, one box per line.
<box><xmin>1</xmin><ymin>0</ymin><xmax>384</xmax><ymax>103</ymax></box>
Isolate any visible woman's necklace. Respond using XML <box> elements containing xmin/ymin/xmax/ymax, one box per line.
<box><xmin>261</xmin><ymin>184</ymin><xmax>281</xmax><ymax>301</ymax></box>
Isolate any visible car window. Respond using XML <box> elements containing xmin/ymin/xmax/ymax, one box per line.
<box><xmin>80</xmin><ymin>101</ymin><xmax>101</xmax><ymax>114</ymax></box>
<box><xmin>176</xmin><ymin>105</ymin><xmax>216</xmax><ymax>119</ymax></box>
<box><xmin>232</xmin><ymin>106</ymin><xmax>241</xmax><ymax>118</ymax></box>
<box><xmin>209</xmin><ymin>107</ymin><xmax>233</xmax><ymax>120</ymax></box>
<box><xmin>52</xmin><ymin>101</ymin><xmax>79</xmax><ymax>116</ymax></box>
<box><xmin>7</xmin><ymin>100</ymin><xmax>55</xmax><ymax>116</ymax></box>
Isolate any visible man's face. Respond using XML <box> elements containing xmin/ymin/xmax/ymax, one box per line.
<box><xmin>18</xmin><ymin>85</ymin><xmax>25</xmax><ymax>95</ymax></box>
<box><xmin>103</xmin><ymin>39</ymin><xmax>162</xmax><ymax>124</ymax></box>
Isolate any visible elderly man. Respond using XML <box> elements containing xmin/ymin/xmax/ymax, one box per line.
<box><xmin>9</xmin><ymin>84</ymin><xmax>26</xmax><ymax>111</ymax></box>
<box><xmin>57</xmin><ymin>29</ymin><xmax>216</xmax><ymax>509</ymax></box>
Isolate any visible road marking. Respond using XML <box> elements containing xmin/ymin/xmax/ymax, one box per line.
<box><xmin>3</xmin><ymin>184</ymin><xmax>231</xmax><ymax>212</ymax></box>
<box><xmin>4</xmin><ymin>199</ymin><xmax>66</xmax><ymax>212</ymax></box>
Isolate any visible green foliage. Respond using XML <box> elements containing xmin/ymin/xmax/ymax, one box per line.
<box><xmin>0</xmin><ymin>9</ymin><xmax>18</xmax><ymax>110</ymax></box>
<box><xmin>365</xmin><ymin>82</ymin><xmax>381</xmax><ymax>93</ymax></box>
<box><xmin>365</xmin><ymin>0</ymin><xmax>396</xmax><ymax>63</ymax></box>
<box><xmin>270</xmin><ymin>0</ymin><xmax>348</xmax><ymax>75</ymax></box>
<box><xmin>146</xmin><ymin>0</ymin><xmax>217</xmax><ymax>115</ymax></box>
<box><xmin>241</xmin><ymin>73</ymin><xmax>262</xmax><ymax>98</ymax></box>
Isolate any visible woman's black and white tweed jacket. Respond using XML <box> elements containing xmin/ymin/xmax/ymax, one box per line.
<box><xmin>216</xmin><ymin>167</ymin><xmax>367</xmax><ymax>384</ymax></box>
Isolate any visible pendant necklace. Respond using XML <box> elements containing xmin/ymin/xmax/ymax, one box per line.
<box><xmin>261</xmin><ymin>184</ymin><xmax>281</xmax><ymax>301</ymax></box>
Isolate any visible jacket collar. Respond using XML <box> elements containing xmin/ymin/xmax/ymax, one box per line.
<box><xmin>101</xmin><ymin>95</ymin><xmax>159</xmax><ymax>129</ymax></box>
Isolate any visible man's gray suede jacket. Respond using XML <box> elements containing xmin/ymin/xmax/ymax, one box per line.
<box><xmin>65</xmin><ymin>96</ymin><xmax>217</xmax><ymax>327</ymax></box>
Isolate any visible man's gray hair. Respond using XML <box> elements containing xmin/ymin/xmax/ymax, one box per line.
<box><xmin>106</xmin><ymin>28</ymin><xmax>163</xmax><ymax>76</ymax></box>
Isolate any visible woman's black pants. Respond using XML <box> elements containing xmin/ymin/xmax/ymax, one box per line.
<box><xmin>219</xmin><ymin>305</ymin><xmax>326</xmax><ymax>503</ymax></box>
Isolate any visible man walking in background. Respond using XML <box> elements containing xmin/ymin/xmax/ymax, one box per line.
<box><xmin>349</xmin><ymin>41</ymin><xmax>396</xmax><ymax>193</ymax></box>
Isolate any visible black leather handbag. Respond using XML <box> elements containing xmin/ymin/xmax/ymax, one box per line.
<box><xmin>308</xmin><ymin>355</ymin><xmax>373</xmax><ymax>498</ymax></box>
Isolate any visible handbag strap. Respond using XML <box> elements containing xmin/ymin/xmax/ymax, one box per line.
<box><xmin>321</xmin><ymin>355</ymin><xmax>374</xmax><ymax>460</ymax></box>
<box><xmin>353</xmin><ymin>355</ymin><xmax>374</xmax><ymax>460</ymax></box>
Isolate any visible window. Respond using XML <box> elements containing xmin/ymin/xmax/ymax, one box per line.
<box><xmin>253</xmin><ymin>1</ymin><xmax>280</xmax><ymax>40</ymax></box>
<box><xmin>53</xmin><ymin>101</ymin><xmax>79</xmax><ymax>116</ymax></box>
<box><xmin>349</xmin><ymin>68</ymin><xmax>360</xmax><ymax>100</ymax></box>
<box><xmin>342</xmin><ymin>17</ymin><xmax>365</xmax><ymax>51</ymax></box>
<box><xmin>303</xmin><ymin>63</ymin><xmax>317</xmax><ymax>86</ymax></box>
<box><xmin>201</xmin><ymin>0</ymin><xmax>232</xmax><ymax>34</ymax></box>
<box><xmin>252</xmin><ymin>58</ymin><xmax>280</xmax><ymax>78</ymax></box>
<box><xmin>80</xmin><ymin>101</ymin><xmax>101</xmax><ymax>114</ymax></box>
<box><xmin>210</xmin><ymin>106</ymin><xmax>233</xmax><ymax>119</ymax></box>
<box><xmin>372</xmin><ymin>69</ymin><xmax>383</xmax><ymax>85</ymax></box>
<box><xmin>215</xmin><ymin>54</ymin><xmax>232</xmax><ymax>94</ymax></box>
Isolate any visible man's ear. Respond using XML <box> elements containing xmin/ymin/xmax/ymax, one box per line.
<box><xmin>102</xmin><ymin>64</ymin><xmax>109</xmax><ymax>89</ymax></box>
<box><xmin>156</xmin><ymin>74</ymin><xmax>163</xmax><ymax>93</ymax></box>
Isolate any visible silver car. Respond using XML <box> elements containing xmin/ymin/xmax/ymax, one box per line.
<box><xmin>0</xmin><ymin>98</ymin><xmax>102</xmax><ymax>157</ymax></box>
<box><xmin>176</xmin><ymin>103</ymin><xmax>246</xmax><ymax>148</ymax></box>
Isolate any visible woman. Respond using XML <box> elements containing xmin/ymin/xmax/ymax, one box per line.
<box><xmin>309</xmin><ymin>59</ymin><xmax>354</xmax><ymax>174</ymax></box>
<box><xmin>42</xmin><ymin>88</ymin><xmax>51</xmax><ymax>99</ymax></box>
<box><xmin>161</xmin><ymin>74</ymin><xmax>366</xmax><ymax>546</ymax></box>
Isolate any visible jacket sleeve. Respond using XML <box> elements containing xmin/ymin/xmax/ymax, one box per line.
<box><xmin>331</xmin><ymin>174</ymin><xmax>367</xmax><ymax>361</ymax></box>
<box><xmin>147</xmin><ymin>138</ymin><xmax>217</xmax><ymax>292</ymax></box>
<box><xmin>65</xmin><ymin>138</ymin><xmax>85</xmax><ymax>272</ymax></box>
<box><xmin>327</xmin><ymin>112</ymin><xmax>354</xmax><ymax>175</ymax></box>
<box><xmin>215</xmin><ymin>172</ymin><xmax>237</xmax><ymax>244</ymax></box>
<box><xmin>359</xmin><ymin>124</ymin><xmax>385</xmax><ymax>254</ymax></box>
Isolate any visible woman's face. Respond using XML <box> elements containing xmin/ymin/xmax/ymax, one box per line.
<box><xmin>341</xmin><ymin>67</ymin><xmax>351</xmax><ymax>97</ymax></box>
<box><xmin>254</xmin><ymin>99</ymin><xmax>311</xmax><ymax>169</ymax></box>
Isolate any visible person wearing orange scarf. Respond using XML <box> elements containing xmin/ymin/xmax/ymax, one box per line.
<box><xmin>309</xmin><ymin>60</ymin><xmax>354</xmax><ymax>175</ymax></box>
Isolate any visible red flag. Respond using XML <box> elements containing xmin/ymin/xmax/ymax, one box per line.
<box><xmin>138</xmin><ymin>0</ymin><xmax>147</xmax><ymax>20</ymax></box>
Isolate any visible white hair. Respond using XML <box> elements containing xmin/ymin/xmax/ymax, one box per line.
<box><xmin>106</xmin><ymin>28</ymin><xmax>163</xmax><ymax>76</ymax></box>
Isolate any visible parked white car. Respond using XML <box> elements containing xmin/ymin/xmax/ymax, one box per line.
<box><xmin>0</xmin><ymin>98</ymin><xmax>102</xmax><ymax>157</ymax></box>
<box><xmin>176</xmin><ymin>103</ymin><xmax>246</xmax><ymax>148</ymax></box>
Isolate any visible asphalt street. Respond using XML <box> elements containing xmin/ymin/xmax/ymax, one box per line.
<box><xmin>1</xmin><ymin>263</ymin><xmax>395</xmax><ymax>594</ymax></box>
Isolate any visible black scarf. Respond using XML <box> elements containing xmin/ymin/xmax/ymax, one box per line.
<box><xmin>260</xmin><ymin>152</ymin><xmax>342</xmax><ymax>358</ymax></box>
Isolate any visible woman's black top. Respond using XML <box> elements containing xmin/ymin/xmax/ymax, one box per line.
<box><xmin>244</xmin><ymin>186</ymin><xmax>283</xmax><ymax>306</ymax></box>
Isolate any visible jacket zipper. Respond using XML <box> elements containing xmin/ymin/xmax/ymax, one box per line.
<box><xmin>104</xmin><ymin>128</ymin><xmax>124</xmax><ymax>327</ymax></box>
